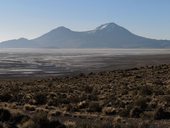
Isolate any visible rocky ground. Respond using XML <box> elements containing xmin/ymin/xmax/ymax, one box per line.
<box><xmin>0</xmin><ymin>64</ymin><xmax>170</xmax><ymax>127</ymax></box>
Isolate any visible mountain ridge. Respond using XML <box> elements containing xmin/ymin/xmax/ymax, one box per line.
<box><xmin>1</xmin><ymin>23</ymin><xmax>170</xmax><ymax>48</ymax></box>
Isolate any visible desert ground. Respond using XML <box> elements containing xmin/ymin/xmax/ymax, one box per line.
<box><xmin>0</xmin><ymin>50</ymin><xmax>170</xmax><ymax>127</ymax></box>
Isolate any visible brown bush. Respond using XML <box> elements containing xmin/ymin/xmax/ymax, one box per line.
<box><xmin>24</xmin><ymin>104</ymin><xmax>36</xmax><ymax>111</ymax></box>
<box><xmin>34</xmin><ymin>92</ymin><xmax>47</xmax><ymax>105</ymax></box>
<box><xmin>0</xmin><ymin>108</ymin><xmax>11</xmax><ymax>122</ymax></box>
<box><xmin>154</xmin><ymin>107</ymin><xmax>170</xmax><ymax>120</ymax></box>
<box><xmin>84</xmin><ymin>85</ymin><xmax>93</xmax><ymax>93</ymax></box>
<box><xmin>77</xmin><ymin>101</ymin><xmax>88</xmax><ymax>109</ymax></box>
<box><xmin>139</xmin><ymin>85</ymin><xmax>153</xmax><ymax>95</ymax></box>
<box><xmin>87</xmin><ymin>102</ymin><xmax>102</xmax><ymax>112</ymax></box>
<box><xmin>48</xmin><ymin>110</ymin><xmax>62</xmax><ymax>117</ymax></box>
<box><xmin>32</xmin><ymin>112</ymin><xmax>66</xmax><ymax>128</ymax></box>
<box><xmin>102</xmin><ymin>107</ymin><xmax>116</xmax><ymax>115</ymax></box>
<box><xmin>117</xmin><ymin>108</ymin><xmax>130</xmax><ymax>117</ymax></box>
<box><xmin>130</xmin><ymin>106</ymin><xmax>143</xmax><ymax>118</ymax></box>
<box><xmin>0</xmin><ymin>93</ymin><xmax>12</xmax><ymax>102</ymax></box>
<box><xmin>134</xmin><ymin>97</ymin><xmax>148</xmax><ymax>110</ymax></box>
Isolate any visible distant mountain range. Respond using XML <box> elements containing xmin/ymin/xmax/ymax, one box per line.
<box><xmin>1</xmin><ymin>23</ymin><xmax>170</xmax><ymax>48</ymax></box>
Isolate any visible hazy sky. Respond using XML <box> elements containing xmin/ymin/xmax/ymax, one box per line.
<box><xmin>0</xmin><ymin>0</ymin><xmax>170</xmax><ymax>41</ymax></box>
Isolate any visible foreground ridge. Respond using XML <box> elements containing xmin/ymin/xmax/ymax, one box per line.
<box><xmin>0</xmin><ymin>64</ymin><xmax>170</xmax><ymax>127</ymax></box>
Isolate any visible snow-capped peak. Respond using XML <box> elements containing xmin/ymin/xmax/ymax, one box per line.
<box><xmin>95</xmin><ymin>23</ymin><xmax>118</xmax><ymax>31</ymax></box>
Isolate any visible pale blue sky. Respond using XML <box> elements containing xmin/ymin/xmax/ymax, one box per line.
<box><xmin>0</xmin><ymin>0</ymin><xmax>170</xmax><ymax>41</ymax></box>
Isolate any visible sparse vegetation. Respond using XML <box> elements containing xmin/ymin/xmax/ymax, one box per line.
<box><xmin>0</xmin><ymin>64</ymin><xmax>170</xmax><ymax>127</ymax></box>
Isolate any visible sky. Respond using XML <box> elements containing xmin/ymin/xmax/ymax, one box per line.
<box><xmin>0</xmin><ymin>0</ymin><xmax>170</xmax><ymax>42</ymax></box>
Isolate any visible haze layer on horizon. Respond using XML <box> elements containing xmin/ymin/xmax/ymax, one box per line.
<box><xmin>0</xmin><ymin>0</ymin><xmax>170</xmax><ymax>42</ymax></box>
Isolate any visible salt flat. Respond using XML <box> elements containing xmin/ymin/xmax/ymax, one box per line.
<box><xmin>0</xmin><ymin>48</ymin><xmax>170</xmax><ymax>77</ymax></box>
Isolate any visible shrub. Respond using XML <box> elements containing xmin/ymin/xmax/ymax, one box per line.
<box><xmin>74</xmin><ymin>120</ymin><xmax>105</xmax><ymax>128</ymax></box>
<box><xmin>19</xmin><ymin>119</ymin><xmax>34</xmax><ymax>128</ymax></box>
<box><xmin>102</xmin><ymin>107</ymin><xmax>116</xmax><ymax>115</ymax></box>
<box><xmin>114</xmin><ymin>116</ymin><xmax>122</xmax><ymax>123</ymax></box>
<box><xmin>138</xmin><ymin>121</ymin><xmax>151</xmax><ymax>128</ymax></box>
<box><xmin>140</xmin><ymin>111</ymin><xmax>154</xmax><ymax>120</ymax></box>
<box><xmin>118</xmin><ymin>108</ymin><xmax>130</xmax><ymax>117</ymax></box>
<box><xmin>0</xmin><ymin>108</ymin><xmax>11</xmax><ymax>122</ymax></box>
<box><xmin>47</xmin><ymin>98</ymin><xmax>58</xmax><ymax>106</ymax></box>
<box><xmin>0</xmin><ymin>92</ymin><xmax>12</xmax><ymax>102</ymax></box>
<box><xmin>77</xmin><ymin>101</ymin><xmax>88</xmax><ymax>109</ymax></box>
<box><xmin>24</xmin><ymin>104</ymin><xmax>36</xmax><ymax>111</ymax></box>
<box><xmin>130</xmin><ymin>106</ymin><xmax>143</xmax><ymax>118</ymax></box>
<box><xmin>139</xmin><ymin>85</ymin><xmax>153</xmax><ymax>95</ymax></box>
<box><xmin>84</xmin><ymin>85</ymin><xmax>93</xmax><ymax>93</ymax></box>
<box><xmin>34</xmin><ymin>92</ymin><xmax>47</xmax><ymax>105</ymax></box>
<box><xmin>65</xmin><ymin>104</ymin><xmax>77</xmax><ymax>112</ymax></box>
<box><xmin>48</xmin><ymin>110</ymin><xmax>62</xmax><ymax>117</ymax></box>
<box><xmin>87</xmin><ymin>102</ymin><xmax>102</xmax><ymax>112</ymax></box>
<box><xmin>134</xmin><ymin>97</ymin><xmax>148</xmax><ymax>110</ymax></box>
<box><xmin>161</xmin><ymin>95</ymin><xmax>170</xmax><ymax>104</ymax></box>
<box><xmin>32</xmin><ymin>112</ymin><xmax>66</xmax><ymax>128</ymax></box>
<box><xmin>154</xmin><ymin>107</ymin><xmax>170</xmax><ymax>120</ymax></box>
<box><xmin>11</xmin><ymin>111</ymin><xmax>29</xmax><ymax>126</ymax></box>
<box><xmin>64</xmin><ymin>120</ymin><xmax>76</xmax><ymax>128</ymax></box>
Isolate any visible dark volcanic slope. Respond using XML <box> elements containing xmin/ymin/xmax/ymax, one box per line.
<box><xmin>1</xmin><ymin>23</ymin><xmax>170</xmax><ymax>48</ymax></box>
